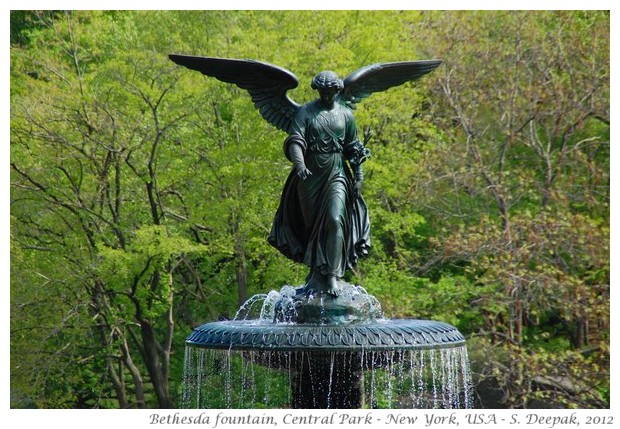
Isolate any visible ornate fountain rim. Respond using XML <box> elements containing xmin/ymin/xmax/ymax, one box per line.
<box><xmin>186</xmin><ymin>319</ymin><xmax>466</xmax><ymax>352</ymax></box>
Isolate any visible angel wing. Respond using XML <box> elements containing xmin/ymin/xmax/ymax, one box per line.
<box><xmin>341</xmin><ymin>60</ymin><xmax>442</xmax><ymax>108</ymax></box>
<box><xmin>169</xmin><ymin>54</ymin><xmax>301</xmax><ymax>133</ymax></box>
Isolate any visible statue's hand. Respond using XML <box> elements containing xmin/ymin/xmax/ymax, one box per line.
<box><xmin>352</xmin><ymin>179</ymin><xmax>364</xmax><ymax>200</ymax></box>
<box><xmin>296</xmin><ymin>165</ymin><xmax>313</xmax><ymax>180</ymax></box>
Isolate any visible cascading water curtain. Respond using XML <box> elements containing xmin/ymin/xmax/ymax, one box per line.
<box><xmin>182</xmin><ymin>346</ymin><xmax>473</xmax><ymax>409</ymax></box>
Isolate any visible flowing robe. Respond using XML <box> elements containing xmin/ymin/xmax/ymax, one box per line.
<box><xmin>268</xmin><ymin>100</ymin><xmax>370</xmax><ymax>278</ymax></box>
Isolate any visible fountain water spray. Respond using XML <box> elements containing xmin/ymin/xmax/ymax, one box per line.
<box><xmin>182</xmin><ymin>284</ymin><xmax>473</xmax><ymax>409</ymax></box>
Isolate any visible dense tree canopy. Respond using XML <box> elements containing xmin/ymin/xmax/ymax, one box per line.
<box><xmin>10</xmin><ymin>10</ymin><xmax>609</xmax><ymax>408</ymax></box>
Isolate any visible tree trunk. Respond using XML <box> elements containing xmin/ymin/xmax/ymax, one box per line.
<box><xmin>140</xmin><ymin>320</ymin><xmax>173</xmax><ymax>408</ymax></box>
<box><xmin>120</xmin><ymin>336</ymin><xmax>147</xmax><ymax>409</ymax></box>
<box><xmin>107</xmin><ymin>358</ymin><xmax>129</xmax><ymax>409</ymax></box>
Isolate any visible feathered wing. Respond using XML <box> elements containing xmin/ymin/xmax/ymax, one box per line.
<box><xmin>169</xmin><ymin>54</ymin><xmax>301</xmax><ymax>133</ymax></box>
<box><xmin>341</xmin><ymin>60</ymin><xmax>442</xmax><ymax>108</ymax></box>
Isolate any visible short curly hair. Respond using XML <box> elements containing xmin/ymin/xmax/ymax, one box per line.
<box><xmin>311</xmin><ymin>70</ymin><xmax>343</xmax><ymax>91</ymax></box>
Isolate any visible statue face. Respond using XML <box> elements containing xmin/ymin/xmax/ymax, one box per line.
<box><xmin>318</xmin><ymin>87</ymin><xmax>338</xmax><ymax>108</ymax></box>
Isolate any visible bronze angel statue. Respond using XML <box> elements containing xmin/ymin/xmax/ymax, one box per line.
<box><xmin>169</xmin><ymin>54</ymin><xmax>442</xmax><ymax>296</ymax></box>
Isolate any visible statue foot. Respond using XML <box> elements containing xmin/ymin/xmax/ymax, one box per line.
<box><xmin>304</xmin><ymin>272</ymin><xmax>324</xmax><ymax>296</ymax></box>
<box><xmin>325</xmin><ymin>276</ymin><xmax>341</xmax><ymax>297</ymax></box>
<box><xmin>304</xmin><ymin>272</ymin><xmax>341</xmax><ymax>297</ymax></box>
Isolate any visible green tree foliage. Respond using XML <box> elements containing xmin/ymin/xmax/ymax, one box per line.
<box><xmin>11</xmin><ymin>11</ymin><xmax>609</xmax><ymax>409</ymax></box>
<box><xmin>411</xmin><ymin>11</ymin><xmax>610</xmax><ymax>407</ymax></box>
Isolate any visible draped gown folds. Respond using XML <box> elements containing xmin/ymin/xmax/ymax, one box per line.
<box><xmin>268</xmin><ymin>100</ymin><xmax>370</xmax><ymax>280</ymax></box>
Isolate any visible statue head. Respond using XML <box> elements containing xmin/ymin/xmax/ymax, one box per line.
<box><xmin>311</xmin><ymin>70</ymin><xmax>343</xmax><ymax>91</ymax></box>
<box><xmin>312</xmin><ymin>71</ymin><xmax>342</xmax><ymax>108</ymax></box>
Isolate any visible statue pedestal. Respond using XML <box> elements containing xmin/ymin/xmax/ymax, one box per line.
<box><xmin>275</xmin><ymin>282</ymin><xmax>383</xmax><ymax>325</ymax></box>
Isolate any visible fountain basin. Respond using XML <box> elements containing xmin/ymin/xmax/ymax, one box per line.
<box><xmin>186</xmin><ymin>319</ymin><xmax>466</xmax><ymax>352</ymax></box>
<box><xmin>182</xmin><ymin>286</ymin><xmax>472</xmax><ymax>409</ymax></box>
<box><xmin>183</xmin><ymin>319</ymin><xmax>472</xmax><ymax>409</ymax></box>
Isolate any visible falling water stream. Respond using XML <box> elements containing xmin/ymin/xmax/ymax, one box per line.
<box><xmin>182</xmin><ymin>285</ymin><xmax>473</xmax><ymax>409</ymax></box>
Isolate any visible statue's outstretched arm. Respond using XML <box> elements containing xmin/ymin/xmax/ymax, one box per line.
<box><xmin>169</xmin><ymin>55</ymin><xmax>301</xmax><ymax>133</ymax></box>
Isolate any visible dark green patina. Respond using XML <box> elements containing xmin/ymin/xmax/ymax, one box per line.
<box><xmin>168</xmin><ymin>54</ymin><xmax>441</xmax><ymax>298</ymax></box>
